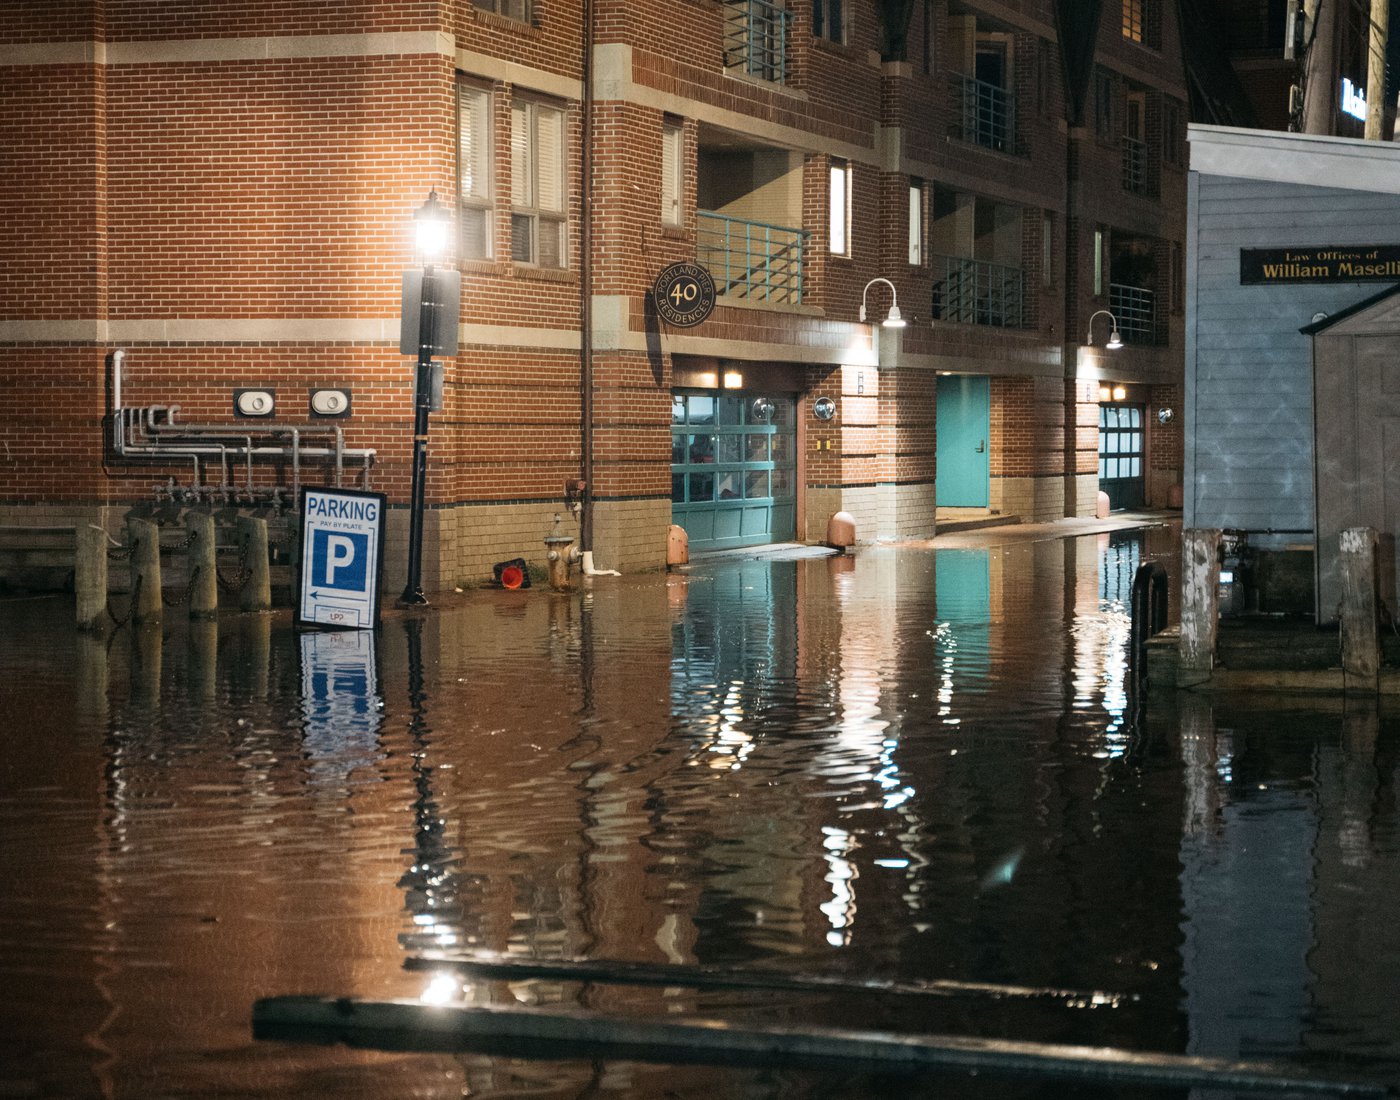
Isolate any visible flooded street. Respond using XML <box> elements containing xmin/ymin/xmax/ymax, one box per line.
<box><xmin>2</xmin><ymin>520</ymin><xmax>1399</xmax><ymax>1098</ymax></box>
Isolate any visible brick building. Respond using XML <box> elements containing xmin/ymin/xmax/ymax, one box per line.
<box><xmin>0</xmin><ymin>0</ymin><xmax>1186</xmax><ymax>593</ymax></box>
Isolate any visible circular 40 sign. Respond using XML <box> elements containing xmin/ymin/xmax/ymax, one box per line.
<box><xmin>653</xmin><ymin>263</ymin><xmax>716</xmax><ymax>327</ymax></box>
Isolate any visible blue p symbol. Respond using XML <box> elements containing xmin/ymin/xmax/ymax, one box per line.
<box><xmin>314</xmin><ymin>530</ymin><xmax>368</xmax><ymax>590</ymax></box>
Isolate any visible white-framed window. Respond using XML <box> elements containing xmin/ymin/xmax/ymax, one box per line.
<box><xmin>829</xmin><ymin>158</ymin><xmax>852</xmax><ymax>256</ymax></box>
<box><xmin>1093</xmin><ymin>228</ymin><xmax>1105</xmax><ymax>295</ymax></box>
<box><xmin>813</xmin><ymin>0</ymin><xmax>844</xmax><ymax>43</ymax></box>
<box><xmin>474</xmin><ymin>0</ymin><xmax>529</xmax><ymax>21</ymax></box>
<box><xmin>908</xmin><ymin>179</ymin><xmax>925</xmax><ymax>266</ymax></box>
<box><xmin>661</xmin><ymin>118</ymin><xmax>684</xmax><ymax>227</ymax></box>
<box><xmin>457</xmin><ymin>84</ymin><xmax>493</xmax><ymax>261</ymax></box>
<box><xmin>511</xmin><ymin>98</ymin><xmax>567</xmax><ymax>268</ymax></box>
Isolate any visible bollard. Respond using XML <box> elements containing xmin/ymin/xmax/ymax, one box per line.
<box><xmin>236</xmin><ymin>516</ymin><xmax>272</xmax><ymax>612</ymax></box>
<box><xmin>127</xmin><ymin>517</ymin><xmax>163</xmax><ymax>625</ymax></box>
<box><xmin>189</xmin><ymin>619</ymin><xmax>219</xmax><ymax>702</ymax></box>
<box><xmin>186</xmin><ymin>512</ymin><xmax>219</xmax><ymax>619</ymax></box>
<box><xmin>1339</xmin><ymin>526</ymin><xmax>1380</xmax><ymax>691</ymax></box>
<box><xmin>75</xmin><ymin>525</ymin><xmax>109</xmax><ymax>632</ymax></box>
<box><xmin>1179</xmin><ymin>528</ymin><xmax>1221</xmax><ymax>679</ymax></box>
<box><xmin>667</xmin><ymin>524</ymin><xmax>689</xmax><ymax>566</ymax></box>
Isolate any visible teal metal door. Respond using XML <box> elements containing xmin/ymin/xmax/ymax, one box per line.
<box><xmin>936</xmin><ymin>375</ymin><xmax>990</xmax><ymax>507</ymax></box>
<box><xmin>671</xmin><ymin>391</ymin><xmax>797</xmax><ymax>552</ymax></box>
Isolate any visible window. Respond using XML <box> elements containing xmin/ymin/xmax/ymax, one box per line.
<box><xmin>1170</xmin><ymin>240</ymin><xmax>1183</xmax><ymax>313</ymax></box>
<box><xmin>1094</xmin><ymin>229</ymin><xmax>1105</xmax><ymax>296</ymax></box>
<box><xmin>1122</xmin><ymin>0</ymin><xmax>1143</xmax><ymax>42</ymax></box>
<box><xmin>511</xmin><ymin>99</ymin><xmax>567</xmax><ymax>268</ymax></box>
<box><xmin>457</xmin><ymin>85</ymin><xmax>493</xmax><ymax>261</ymax></box>
<box><xmin>1163</xmin><ymin>98</ymin><xmax>1185</xmax><ymax>167</ymax></box>
<box><xmin>474</xmin><ymin>0</ymin><xmax>529</xmax><ymax>20</ymax></box>
<box><xmin>908</xmin><ymin>180</ymin><xmax>925</xmax><ymax>266</ymax></box>
<box><xmin>1041</xmin><ymin>212</ymin><xmax>1053</xmax><ymax>287</ymax></box>
<box><xmin>829</xmin><ymin>158</ymin><xmax>852</xmax><ymax>256</ymax></box>
<box><xmin>813</xmin><ymin>0</ymin><xmax>844</xmax><ymax>43</ymax></box>
<box><xmin>1095</xmin><ymin>68</ymin><xmax>1116</xmax><ymax>138</ymax></box>
<box><xmin>661</xmin><ymin>118</ymin><xmax>684</xmax><ymax>227</ymax></box>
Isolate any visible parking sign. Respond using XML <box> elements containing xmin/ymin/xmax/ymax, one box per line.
<box><xmin>296</xmin><ymin>487</ymin><xmax>386</xmax><ymax>630</ymax></box>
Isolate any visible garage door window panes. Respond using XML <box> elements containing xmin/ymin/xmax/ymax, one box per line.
<box><xmin>1098</xmin><ymin>403</ymin><xmax>1144</xmax><ymax>510</ymax></box>
<box><xmin>671</xmin><ymin>391</ymin><xmax>797</xmax><ymax>550</ymax></box>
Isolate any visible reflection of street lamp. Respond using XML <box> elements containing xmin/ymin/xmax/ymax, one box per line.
<box><xmin>859</xmin><ymin>277</ymin><xmax>907</xmax><ymax>328</ymax></box>
<box><xmin>1087</xmin><ymin>309</ymin><xmax>1123</xmax><ymax>349</ymax></box>
<box><xmin>400</xmin><ymin>191</ymin><xmax>449</xmax><ymax>606</ymax></box>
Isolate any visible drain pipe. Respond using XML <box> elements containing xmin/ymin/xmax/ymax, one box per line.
<box><xmin>579</xmin><ymin>0</ymin><xmax>595</xmax><ymax>560</ymax></box>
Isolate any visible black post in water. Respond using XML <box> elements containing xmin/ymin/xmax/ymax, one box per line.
<box><xmin>401</xmin><ymin>262</ymin><xmax>437</xmax><ymax>606</ymax></box>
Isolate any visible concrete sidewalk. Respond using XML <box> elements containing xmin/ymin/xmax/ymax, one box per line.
<box><xmin>686</xmin><ymin>510</ymin><xmax>1181</xmax><ymax>563</ymax></box>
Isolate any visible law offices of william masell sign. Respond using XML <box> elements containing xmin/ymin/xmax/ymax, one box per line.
<box><xmin>1240</xmin><ymin>245</ymin><xmax>1400</xmax><ymax>284</ymax></box>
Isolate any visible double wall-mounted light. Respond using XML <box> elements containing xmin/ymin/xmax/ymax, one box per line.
<box><xmin>860</xmin><ymin>277</ymin><xmax>907</xmax><ymax>328</ymax></box>
<box><xmin>1087</xmin><ymin>309</ymin><xmax>1123</xmax><ymax>349</ymax></box>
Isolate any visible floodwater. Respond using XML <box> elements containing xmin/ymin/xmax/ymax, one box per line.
<box><xmin>2</xmin><ymin>520</ymin><xmax>1398</xmax><ymax>1099</ymax></box>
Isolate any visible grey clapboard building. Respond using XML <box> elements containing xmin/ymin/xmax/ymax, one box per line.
<box><xmin>1187</xmin><ymin>124</ymin><xmax>1400</xmax><ymax>623</ymax></box>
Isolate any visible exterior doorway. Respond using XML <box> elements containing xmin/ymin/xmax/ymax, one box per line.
<box><xmin>671</xmin><ymin>390</ymin><xmax>797</xmax><ymax>551</ymax></box>
<box><xmin>1098</xmin><ymin>403</ymin><xmax>1145</xmax><ymax>510</ymax></box>
<box><xmin>936</xmin><ymin>375</ymin><xmax>990</xmax><ymax>507</ymax></box>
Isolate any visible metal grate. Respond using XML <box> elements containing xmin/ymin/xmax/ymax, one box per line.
<box><xmin>932</xmin><ymin>255</ymin><xmax>1024</xmax><ymax>328</ymax></box>
<box><xmin>1121</xmin><ymin>134</ymin><xmax>1148</xmax><ymax>194</ymax></box>
<box><xmin>696</xmin><ymin>212</ymin><xmax>807</xmax><ymax>304</ymax></box>
<box><xmin>955</xmin><ymin>73</ymin><xmax>1016</xmax><ymax>153</ymax></box>
<box><xmin>723</xmin><ymin>0</ymin><xmax>791</xmax><ymax>84</ymax></box>
<box><xmin>1109</xmin><ymin>283</ymin><xmax>1157</xmax><ymax>344</ymax></box>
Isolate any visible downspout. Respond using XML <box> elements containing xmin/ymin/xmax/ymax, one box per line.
<box><xmin>579</xmin><ymin>0</ymin><xmax>595</xmax><ymax>555</ymax></box>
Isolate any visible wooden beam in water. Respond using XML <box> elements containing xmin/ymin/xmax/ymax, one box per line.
<box><xmin>251</xmin><ymin>996</ymin><xmax>1390</xmax><ymax>1097</ymax></box>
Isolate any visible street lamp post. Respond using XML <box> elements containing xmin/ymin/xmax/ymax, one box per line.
<box><xmin>401</xmin><ymin>191</ymin><xmax>449</xmax><ymax>606</ymax></box>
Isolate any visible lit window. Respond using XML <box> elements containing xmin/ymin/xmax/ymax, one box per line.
<box><xmin>829</xmin><ymin>158</ymin><xmax>852</xmax><ymax>256</ymax></box>
<box><xmin>474</xmin><ymin>0</ymin><xmax>529</xmax><ymax>20</ymax></box>
<box><xmin>661</xmin><ymin>119</ymin><xmax>684</xmax><ymax>227</ymax></box>
<box><xmin>511</xmin><ymin>99</ymin><xmax>567</xmax><ymax>268</ymax></box>
<box><xmin>1122</xmin><ymin>0</ymin><xmax>1143</xmax><ymax>42</ymax></box>
<box><xmin>1094</xmin><ymin>228</ymin><xmax>1105</xmax><ymax>296</ymax></box>
<box><xmin>908</xmin><ymin>180</ymin><xmax>925</xmax><ymax>266</ymax></box>
<box><xmin>457</xmin><ymin>85</ymin><xmax>492</xmax><ymax>261</ymax></box>
<box><xmin>813</xmin><ymin>0</ymin><xmax>844</xmax><ymax>43</ymax></box>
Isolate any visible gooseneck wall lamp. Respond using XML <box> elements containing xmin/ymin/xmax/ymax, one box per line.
<box><xmin>860</xmin><ymin>277</ymin><xmax>907</xmax><ymax>328</ymax></box>
<box><xmin>1087</xmin><ymin>309</ymin><xmax>1123</xmax><ymax>350</ymax></box>
<box><xmin>400</xmin><ymin>190</ymin><xmax>450</xmax><ymax>606</ymax></box>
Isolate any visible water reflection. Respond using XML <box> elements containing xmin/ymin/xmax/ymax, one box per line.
<box><xmin>4</xmin><ymin>523</ymin><xmax>1400</xmax><ymax>1096</ymax></box>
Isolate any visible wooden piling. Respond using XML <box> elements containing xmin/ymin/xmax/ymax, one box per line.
<box><xmin>1179</xmin><ymin>528</ymin><xmax>1221</xmax><ymax>682</ymax></box>
<box><xmin>186</xmin><ymin>511</ymin><xmax>219</xmax><ymax>619</ymax></box>
<box><xmin>236</xmin><ymin>516</ymin><xmax>271</xmax><ymax>612</ymax></box>
<box><xmin>75</xmin><ymin>524</ymin><xmax>108</xmax><ymax>632</ymax></box>
<box><xmin>127</xmin><ymin>517</ymin><xmax>163</xmax><ymax>625</ymax></box>
<box><xmin>1339</xmin><ymin>526</ymin><xmax>1380</xmax><ymax>691</ymax></box>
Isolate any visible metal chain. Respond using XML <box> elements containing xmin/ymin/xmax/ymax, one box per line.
<box><xmin>162</xmin><ymin>564</ymin><xmax>200</xmax><ymax>608</ymax></box>
<box><xmin>107</xmin><ymin>539</ymin><xmax>137</xmax><ymax>562</ymax></box>
<box><xmin>216</xmin><ymin>538</ymin><xmax>253</xmax><ymax>594</ymax></box>
<box><xmin>106</xmin><ymin>571</ymin><xmax>141</xmax><ymax>627</ymax></box>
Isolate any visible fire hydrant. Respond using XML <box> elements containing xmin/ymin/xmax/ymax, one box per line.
<box><xmin>544</xmin><ymin>512</ymin><xmax>581</xmax><ymax>591</ymax></box>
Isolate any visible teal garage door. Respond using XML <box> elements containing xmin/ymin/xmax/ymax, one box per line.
<box><xmin>1099</xmin><ymin>403</ymin><xmax>1144</xmax><ymax>510</ymax></box>
<box><xmin>671</xmin><ymin>391</ymin><xmax>797</xmax><ymax>552</ymax></box>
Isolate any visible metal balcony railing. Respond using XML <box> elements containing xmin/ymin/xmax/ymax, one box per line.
<box><xmin>1109</xmin><ymin>282</ymin><xmax>1157</xmax><ymax>344</ymax></box>
<box><xmin>1121</xmin><ymin>134</ymin><xmax>1150</xmax><ymax>195</ymax></box>
<box><xmin>723</xmin><ymin>0</ymin><xmax>791</xmax><ymax>84</ymax></box>
<box><xmin>696</xmin><ymin>211</ymin><xmax>807</xmax><ymax>304</ymax></box>
<box><xmin>932</xmin><ymin>255</ymin><xmax>1024</xmax><ymax>328</ymax></box>
<box><xmin>954</xmin><ymin>73</ymin><xmax>1016</xmax><ymax>153</ymax></box>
